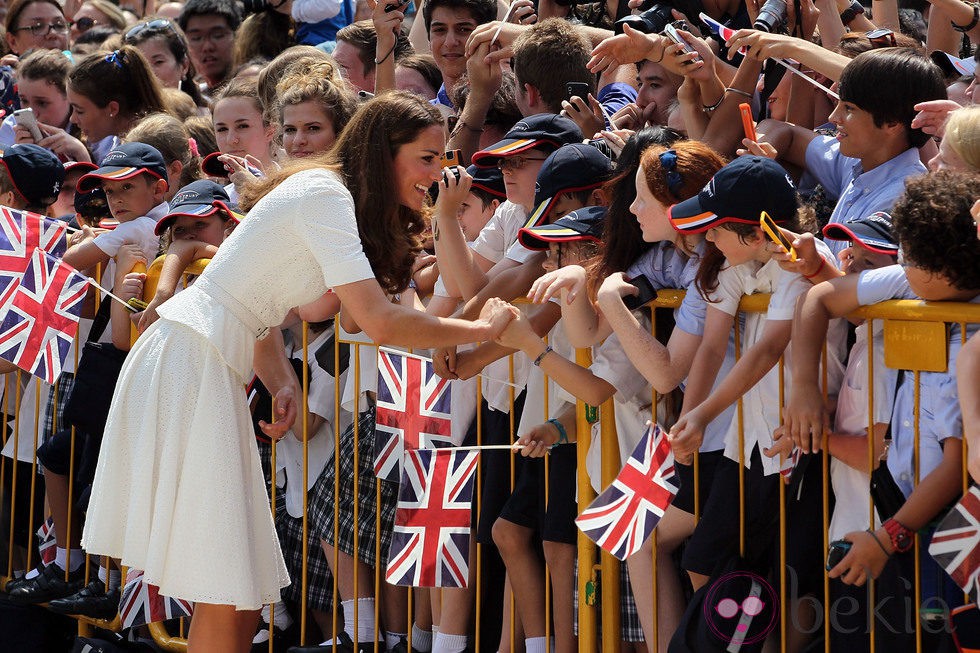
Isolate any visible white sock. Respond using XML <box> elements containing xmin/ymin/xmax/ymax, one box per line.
<box><xmin>25</xmin><ymin>567</ymin><xmax>40</xmax><ymax>580</ymax></box>
<box><xmin>98</xmin><ymin>566</ymin><xmax>107</xmax><ymax>583</ymax></box>
<box><xmin>386</xmin><ymin>632</ymin><xmax>406</xmax><ymax>650</ymax></box>
<box><xmin>412</xmin><ymin>625</ymin><xmax>433</xmax><ymax>652</ymax></box>
<box><xmin>67</xmin><ymin>549</ymin><xmax>84</xmax><ymax>572</ymax></box>
<box><xmin>433</xmin><ymin>632</ymin><xmax>467</xmax><ymax>653</ymax></box>
<box><xmin>326</xmin><ymin>598</ymin><xmax>374</xmax><ymax>645</ymax></box>
<box><xmin>525</xmin><ymin>636</ymin><xmax>550</xmax><ymax>653</ymax></box>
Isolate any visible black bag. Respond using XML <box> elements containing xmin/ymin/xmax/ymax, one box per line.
<box><xmin>668</xmin><ymin>555</ymin><xmax>778</xmax><ymax>653</ymax></box>
<box><xmin>63</xmin><ymin>301</ymin><xmax>129</xmax><ymax>436</ymax></box>
<box><xmin>870</xmin><ymin>426</ymin><xmax>906</xmax><ymax>522</ymax></box>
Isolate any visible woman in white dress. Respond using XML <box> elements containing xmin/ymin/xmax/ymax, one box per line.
<box><xmin>81</xmin><ymin>92</ymin><xmax>516</xmax><ymax>652</ymax></box>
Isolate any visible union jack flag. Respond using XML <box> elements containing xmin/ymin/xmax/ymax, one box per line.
<box><xmin>930</xmin><ymin>484</ymin><xmax>980</xmax><ymax>594</ymax></box>
<box><xmin>37</xmin><ymin>516</ymin><xmax>56</xmax><ymax>566</ymax></box>
<box><xmin>375</xmin><ymin>348</ymin><xmax>453</xmax><ymax>482</ymax></box>
<box><xmin>0</xmin><ymin>249</ymin><xmax>88</xmax><ymax>383</ymax></box>
<box><xmin>0</xmin><ymin>207</ymin><xmax>68</xmax><ymax>307</ymax></box>
<box><xmin>575</xmin><ymin>423</ymin><xmax>678</xmax><ymax>561</ymax></box>
<box><xmin>119</xmin><ymin>568</ymin><xmax>194</xmax><ymax>628</ymax></box>
<box><xmin>385</xmin><ymin>447</ymin><xmax>478</xmax><ymax>588</ymax></box>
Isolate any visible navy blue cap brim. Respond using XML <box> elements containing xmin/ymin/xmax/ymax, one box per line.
<box><xmin>77</xmin><ymin>167</ymin><xmax>166</xmax><ymax>193</ymax></box>
<box><xmin>821</xmin><ymin>223</ymin><xmax>898</xmax><ymax>255</ymax></box>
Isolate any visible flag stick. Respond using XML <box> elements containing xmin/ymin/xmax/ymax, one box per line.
<box><xmin>438</xmin><ymin>444</ymin><xmax>521</xmax><ymax>451</ymax></box>
<box><xmin>490</xmin><ymin>2</ymin><xmax>516</xmax><ymax>46</ymax></box>
<box><xmin>775</xmin><ymin>59</ymin><xmax>840</xmax><ymax>100</ymax></box>
<box><xmin>86</xmin><ymin>277</ymin><xmax>138</xmax><ymax>312</ymax></box>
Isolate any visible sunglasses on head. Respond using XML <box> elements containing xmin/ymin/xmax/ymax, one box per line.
<box><xmin>124</xmin><ymin>18</ymin><xmax>177</xmax><ymax>43</ymax></box>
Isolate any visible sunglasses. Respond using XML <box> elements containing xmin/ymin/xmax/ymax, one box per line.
<box><xmin>72</xmin><ymin>16</ymin><xmax>98</xmax><ymax>33</ymax></box>
<box><xmin>497</xmin><ymin>155</ymin><xmax>548</xmax><ymax>171</ymax></box>
<box><xmin>124</xmin><ymin>18</ymin><xmax>177</xmax><ymax>43</ymax></box>
<box><xmin>659</xmin><ymin>150</ymin><xmax>684</xmax><ymax>199</ymax></box>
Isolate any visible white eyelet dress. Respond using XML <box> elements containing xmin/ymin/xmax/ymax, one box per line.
<box><xmin>81</xmin><ymin>169</ymin><xmax>377</xmax><ymax>609</ymax></box>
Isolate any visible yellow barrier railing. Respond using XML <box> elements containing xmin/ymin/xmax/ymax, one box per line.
<box><xmin>0</xmin><ymin>287</ymin><xmax>976</xmax><ymax>653</ymax></box>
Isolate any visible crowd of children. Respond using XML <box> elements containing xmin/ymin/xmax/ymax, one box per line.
<box><xmin>0</xmin><ymin>0</ymin><xmax>977</xmax><ymax>651</ymax></box>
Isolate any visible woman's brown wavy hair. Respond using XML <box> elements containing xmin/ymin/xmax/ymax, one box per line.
<box><xmin>241</xmin><ymin>91</ymin><xmax>443</xmax><ymax>294</ymax></box>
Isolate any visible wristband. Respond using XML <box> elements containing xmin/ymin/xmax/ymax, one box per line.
<box><xmin>702</xmin><ymin>94</ymin><xmax>725</xmax><ymax>114</ymax></box>
<box><xmin>533</xmin><ymin>344</ymin><xmax>553</xmax><ymax>367</ymax></box>
<box><xmin>374</xmin><ymin>41</ymin><xmax>397</xmax><ymax>65</ymax></box>
<box><xmin>547</xmin><ymin>418</ymin><xmax>568</xmax><ymax>449</ymax></box>
<box><xmin>839</xmin><ymin>0</ymin><xmax>865</xmax><ymax>25</ymax></box>
<box><xmin>865</xmin><ymin>528</ymin><xmax>891</xmax><ymax>557</ymax></box>
<box><xmin>726</xmin><ymin>87</ymin><xmax>753</xmax><ymax>99</ymax></box>
<box><xmin>953</xmin><ymin>2</ymin><xmax>980</xmax><ymax>32</ymax></box>
<box><xmin>803</xmin><ymin>256</ymin><xmax>826</xmax><ymax>279</ymax></box>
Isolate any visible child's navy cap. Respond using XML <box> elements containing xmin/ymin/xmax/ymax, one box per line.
<box><xmin>822</xmin><ymin>212</ymin><xmax>898</xmax><ymax>255</ymax></box>
<box><xmin>77</xmin><ymin>142</ymin><xmax>169</xmax><ymax>193</ymax></box>
<box><xmin>668</xmin><ymin>156</ymin><xmax>798</xmax><ymax>234</ymax></box>
<box><xmin>63</xmin><ymin>160</ymin><xmax>98</xmax><ymax>175</ymax></box>
<box><xmin>526</xmin><ymin>144</ymin><xmax>612</xmax><ymax>227</ymax></box>
<box><xmin>518</xmin><ymin>205</ymin><xmax>606</xmax><ymax>251</ymax></box>
<box><xmin>467</xmin><ymin>165</ymin><xmax>506</xmax><ymax>199</ymax></box>
<box><xmin>1</xmin><ymin>144</ymin><xmax>66</xmax><ymax>206</ymax></box>
<box><xmin>471</xmin><ymin>114</ymin><xmax>583</xmax><ymax>168</ymax></box>
<box><xmin>155</xmin><ymin>179</ymin><xmax>241</xmax><ymax>235</ymax></box>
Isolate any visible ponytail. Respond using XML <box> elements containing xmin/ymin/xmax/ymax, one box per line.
<box><xmin>68</xmin><ymin>45</ymin><xmax>168</xmax><ymax>121</ymax></box>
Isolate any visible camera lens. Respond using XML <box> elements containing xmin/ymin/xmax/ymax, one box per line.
<box><xmin>613</xmin><ymin>3</ymin><xmax>674</xmax><ymax>34</ymax></box>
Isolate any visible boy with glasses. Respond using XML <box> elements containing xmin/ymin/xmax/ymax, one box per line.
<box><xmin>177</xmin><ymin>0</ymin><xmax>241</xmax><ymax>95</ymax></box>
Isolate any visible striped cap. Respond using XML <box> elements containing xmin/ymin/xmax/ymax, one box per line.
<box><xmin>518</xmin><ymin>205</ymin><xmax>606</xmax><ymax>250</ymax></box>
<box><xmin>471</xmin><ymin>114</ymin><xmax>582</xmax><ymax>168</ymax></box>
<box><xmin>668</xmin><ymin>156</ymin><xmax>798</xmax><ymax>233</ymax></box>
<box><xmin>77</xmin><ymin>142</ymin><xmax>168</xmax><ymax>193</ymax></box>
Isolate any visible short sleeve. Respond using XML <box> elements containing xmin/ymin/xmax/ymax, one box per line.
<box><xmin>470</xmin><ymin>213</ymin><xmax>509</xmax><ymax>263</ymax></box>
<box><xmin>767</xmin><ymin>268</ymin><xmax>810</xmax><ymax>321</ymax></box>
<box><xmin>856</xmin><ymin>265</ymin><xmax>915</xmax><ymax>306</ymax></box>
<box><xmin>707</xmin><ymin>265</ymin><xmax>744</xmax><ymax>316</ymax></box>
<box><xmin>805</xmin><ymin>135</ymin><xmax>851</xmax><ymax>197</ymax></box>
<box><xmin>675</xmin><ymin>279</ymin><xmax>707</xmax><ymax>336</ymax></box>
<box><xmin>591</xmin><ymin>331</ymin><xmax>649</xmax><ymax>402</ymax></box>
<box><xmin>295</xmin><ymin>175</ymin><xmax>375</xmax><ymax>289</ymax></box>
<box><xmin>505</xmin><ymin>240</ymin><xmax>537</xmax><ymax>263</ymax></box>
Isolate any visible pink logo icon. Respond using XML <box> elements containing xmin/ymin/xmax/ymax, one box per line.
<box><xmin>702</xmin><ymin>571</ymin><xmax>778</xmax><ymax>650</ymax></box>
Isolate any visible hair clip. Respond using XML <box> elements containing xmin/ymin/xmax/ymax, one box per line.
<box><xmin>187</xmin><ymin>138</ymin><xmax>199</xmax><ymax>158</ymax></box>
<box><xmin>659</xmin><ymin>150</ymin><xmax>684</xmax><ymax>199</ymax></box>
<box><xmin>104</xmin><ymin>50</ymin><xmax>124</xmax><ymax>68</ymax></box>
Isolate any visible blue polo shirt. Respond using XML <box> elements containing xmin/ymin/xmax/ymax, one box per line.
<box><xmin>805</xmin><ymin>136</ymin><xmax>926</xmax><ymax>257</ymax></box>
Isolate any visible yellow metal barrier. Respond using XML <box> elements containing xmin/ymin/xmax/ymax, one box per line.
<box><xmin>0</xmin><ymin>288</ymin><xmax>977</xmax><ymax>653</ymax></box>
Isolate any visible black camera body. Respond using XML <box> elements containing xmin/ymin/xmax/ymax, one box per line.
<box><xmin>613</xmin><ymin>2</ymin><xmax>674</xmax><ymax>33</ymax></box>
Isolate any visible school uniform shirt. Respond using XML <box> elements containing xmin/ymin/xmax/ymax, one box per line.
<box><xmin>710</xmin><ymin>238</ymin><xmax>838</xmax><ymax>476</ymax></box>
<box><xmin>828</xmin><ymin>320</ymin><xmax>897</xmax><ymax>541</ymax></box>
<box><xmin>624</xmin><ymin>241</ymin><xmax>735</xmax><ymax>452</ymax></box>
<box><xmin>469</xmin><ymin>200</ymin><xmax>531</xmax><ymax>412</ymax></box>
<box><xmin>275</xmin><ymin>327</ymin><xmax>351</xmax><ymax>518</ymax></box>
<box><xmin>805</xmin><ymin>137</ymin><xmax>926</xmax><ymax>257</ymax></box>
<box><xmin>92</xmin><ymin>201</ymin><xmax>167</xmax><ymax>291</ymax></box>
<box><xmin>856</xmin><ymin>264</ymin><xmax>979</xmax><ymax>497</ymax></box>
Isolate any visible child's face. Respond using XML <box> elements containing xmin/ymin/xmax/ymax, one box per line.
<box><xmin>500</xmin><ymin>149</ymin><xmax>549</xmax><ymax>211</ymax></box>
<box><xmin>18</xmin><ymin>77</ymin><xmax>70</xmax><ymax>128</ymax></box>
<box><xmin>928</xmin><ymin>135</ymin><xmax>970</xmax><ymax>173</ymax></box>
<box><xmin>458</xmin><ymin>191</ymin><xmax>496</xmax><ymax>241</ymax></box>
<box><xmin>630</xmin><ymin>166</ymin><xmax>673</xmax><ymax>243</ymax></box>
<box><xmin>171</xmin><ymin>214</ymin><xmax>226</xmax><ymax>247</ymax></box>
<box><xmin>282</xmin><ymin>100</ymin><xmax>337</xmax><ymax>159</ymax></box>
<box><xmin>828</xmin><ymin>100</ymin><xmax>886</xmax><ymax>161</ymax></box>
<box><xmin>67</xmin><ymin>87</ymin><xmax>115</xmax><ymax>142</ymax></box>
<box><xmin>837</xmin><ymin>243</ymin><xmax>895</xmax><ymax>275</ymax></box>
<box><xmin>543</xmin><ymin>241</ymin><xmax>592</xmax><ymax>272</ymax></box>
<box><xmin>212</xmin><ymin>97</ymin><xmax>274</xmax><ymax>163</ymax></box>
<box><xmin>705</xmin><ymin>224</ymin><xmax>766</xmax><ymax>266</ymax></box>
<box><xmin>101</xmin><ymin>175</ymin><xmax>163</xmax><ymax>221</ymax></box>
<box><xmin>550</xmin><ymin>194</ymin><xmax>589</xmax><ymax>222</ymax></box>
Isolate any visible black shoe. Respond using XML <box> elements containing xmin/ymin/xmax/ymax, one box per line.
<box><xmin>6</xmin><ymin>564</ymin><xmax>85</xmax><ymax>604</ymax></box>
<box><xmin>47</xmin><ymin>580</ymin><xmax>120</xmax><ymax>619</ymax></box>
<box><xmin>288</xmin><ymin>631</ymin><xmax>378</xmax><ymax>653</ymax></box>
<box><xmin>3</xmin><ymin>569</ymin><xmax>32</xmax><ymax>594</ymax></box>
<box><xmin>389</xmin><ymin>636</ymin><xmax>425</xmax><ymax>653</ymax></box>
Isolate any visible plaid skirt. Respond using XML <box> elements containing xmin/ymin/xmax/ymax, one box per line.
<box><xmin>309</xmin><ymin>408</ymin><xmax>399</xmax><ymax>568</ymax></box>
<box><xmin>573</xmin><ymin>559</ymin><xmax>644</xmax><ymax>642</ymax></box>
<box><xmin>44</xmin><ymin>373</ymin><xmax>74</xmax><ymax>438</ymax></box>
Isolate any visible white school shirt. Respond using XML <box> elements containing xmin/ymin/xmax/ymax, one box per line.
<box><xmin>828</xmin><ymin>321</ymin><xmax>897</xmax><ymax>541</ymax></box>
<box><xmin>710</xmin><ymin>239</ymin><xmax>838</xmax><ymax>476</ymax></box>
<box><xmin>91</xmin><ymin>202</ymin><xmax>167</xmax><ymax>290</ymax></box>
<box><xmin>467</xmin><ymin>200</ymin><xmax>530</xmax><ymax>412</ymax></box>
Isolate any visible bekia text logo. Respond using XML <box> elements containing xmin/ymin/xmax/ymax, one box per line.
<box><xmin>703</xmin><ymin>571</ymin><xmax>777</xmax><ymax>650</ymax></box>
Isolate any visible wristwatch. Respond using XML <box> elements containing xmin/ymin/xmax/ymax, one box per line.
<box><xmin>839</xmin><ymin>0</ymin><xmax>865</xmax><ymax>25</ymax></box>
<box><xmin>883</xmin><ymin>518</ymin><xmax>914</xmax><ymax>553</ymax></box>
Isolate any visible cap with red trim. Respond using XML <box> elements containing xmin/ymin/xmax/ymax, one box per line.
<box><xmin>518</xmin><ymin>205</ymin><xmax>606</xmax><ymax>250</ymax></box>
<box><xmin>822</xmin><ymin>212</ymin><xmax>898</xmax><ymax>255</ymax></box>
<box><xmin>0</xmin><ymin>144</ymin><xmax>65</xmax><ymax>207</ymax></box>
<box><xmin>77</xmin><ymin>142</ymin><xmax>169</xmax><ymax>193</ymax></box>
<box><xmin>63</xmin><ymin>160</ymin><xmax>98</xmax><ymax>175</ymax></box>
<box><xmin>668</xmin><ymin>156</ymin><xmax>798</xmax><ymax>233</ymax></box>
<box><xmin>525</xmin><ymin>144</ymin><xmax>613</xmax><ymax>228</ymax></box>
<box><xmin>154</xmin><ymin>179</ymin><xmax>241</xmax><ymax>235</ymax></box>
<box><xmin>471</xmin><ymin>113</ymin><xmax>582</xmax><ymax>168</ymax></box>
<box><xmin>467</xmin><ymin>164</ymin><xmax>506</xmax><ymax>199</ymax></box>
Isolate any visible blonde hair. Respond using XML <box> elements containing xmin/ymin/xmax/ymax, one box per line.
<box><xmin>945</xmin><ymin>105</ymin><xmax>980</xmax><ymax>172</ymax></box>
<box><xmin>276</xmin><ymin>61</ymin><xmax>357</xmax><ymax>137</ymax></box>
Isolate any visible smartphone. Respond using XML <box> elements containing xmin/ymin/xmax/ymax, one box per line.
<box><xmin>664</xmin><ymin>23</ymin><xmax>700</xmax><ymax>61</ymax></box>
<box><xmin>14</xmin><ymin>108</ymin><xmax>43</xmax><ymax>143</ymax></box>
<box><xmin>623</xmin><ymin>274</ymin><xmax>658</xmax><ymax>311</ymax></box>
<box><xmin>441</xmin><ymin>149</ymin><xmax>462</xmax><ymax>168</ymax></box>
<box><xmin>760</xmin><ymin>211</ymin><xmax>797</xmax><ymax>262</ymax></box>
<box><xmin>739</xmin><ymin>103</ymin><xmax>757</xmax><ymax>142</ymax></box>
<box><xmin>566</xmin><ymin>82</ymin><xmax>590</xmax><ymax>102</ymax></box>
<box><xmin>826</xmin><ymin>539</ymin><xmax>852</xmax><ymax>570</ymax></box>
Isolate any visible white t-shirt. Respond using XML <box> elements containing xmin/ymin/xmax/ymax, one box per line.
<box><xmin>92</xmin><ymin>202</ymin><xmax>167</xmax><ymax>290</ymax></box>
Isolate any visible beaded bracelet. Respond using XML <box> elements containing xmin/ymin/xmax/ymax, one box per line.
<box><xmin>533</xmin><ymin>344</ymin><xmax>553</xmax><ymax>366</ymax></box>
<box><xmin>547</xmin><ymin>418</ymin><xmax>568</xmax><ymax>449</ymax></box>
